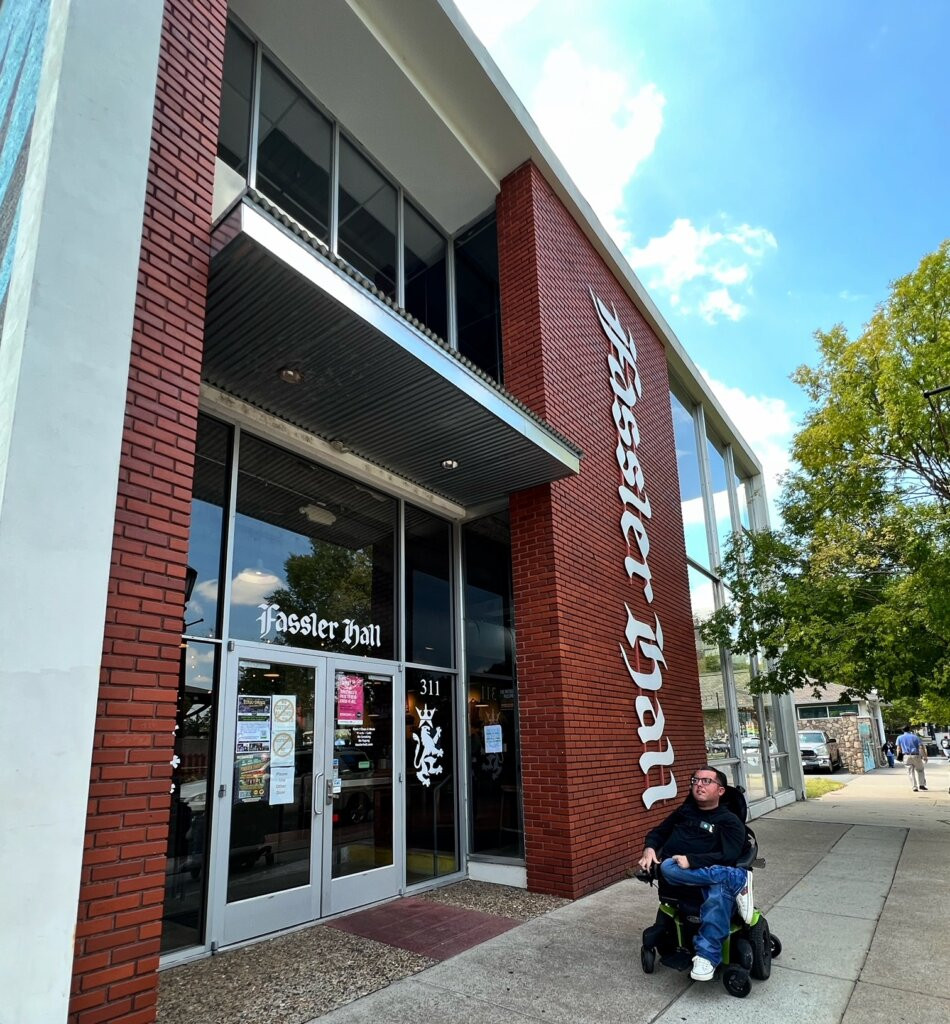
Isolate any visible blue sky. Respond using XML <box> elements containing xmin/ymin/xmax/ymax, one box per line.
<box><xmin>453</xmin><ymin>0</ymin><xmax>949</xmax><ymax>503</ymax></box>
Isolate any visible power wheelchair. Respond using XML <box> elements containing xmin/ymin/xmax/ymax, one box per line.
<box><xmin>634</xmin><ymin>785</ymin><xmax>781</xmax><ymax>998</ymax></box>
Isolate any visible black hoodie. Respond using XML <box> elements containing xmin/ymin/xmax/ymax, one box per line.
<box><xmin>643</xmin><ymin>799</ymin><xmax>745</xmax><ymax>869</ymax></box>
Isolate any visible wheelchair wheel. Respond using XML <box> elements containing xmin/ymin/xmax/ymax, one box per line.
<box><xmin>640</xmin><ymin>946</ymin><xmax>656</xmax><ymax>974</ymax></box>
<box><xmin>769</xmin><ymin>933</ymin><xmax>782</xmax><ymax>959</ymax></box>
<box><xmin>749</xmin><ymin>917</ymin><xmax>772</xmax><ymax>980</ymax></box>
<box><xmin>732</xmin><ymin>936</ymin><xmax>754</xmax><ymax>971</ymax></box>
<box><xmin>722</xmin><ymin>964</ymin><xmax>752</xmax><ymax>998</ymax></box>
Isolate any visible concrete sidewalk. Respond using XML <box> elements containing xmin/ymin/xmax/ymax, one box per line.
<box><xmin>313</xmin><ymin>763</ymin><xmax>950</xmax><ymax>1024</ymax></box>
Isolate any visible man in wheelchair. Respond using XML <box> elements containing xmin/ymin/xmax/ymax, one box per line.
<box><xmin>636</xmin><ymin>766</ymin><xmax>754</xmax><ymax>983</ymax></box>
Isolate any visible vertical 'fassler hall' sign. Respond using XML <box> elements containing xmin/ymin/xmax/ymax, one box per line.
<box><xmin>592</xmin><ymin>290</ymin><xmax>677</xmax><ymax>809</ymax></box>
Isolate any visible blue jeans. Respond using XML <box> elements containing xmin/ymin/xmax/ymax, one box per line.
<box><xmin>659</xmin><ymin>858</ymin><xmax>748</xmax><ymax>966</ymax></box>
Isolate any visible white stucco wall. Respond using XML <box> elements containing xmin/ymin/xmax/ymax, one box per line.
<box><xmin>0</xmin><ymin>1</ymin><xmax>163</xmax><ymax>1020</ymax></box>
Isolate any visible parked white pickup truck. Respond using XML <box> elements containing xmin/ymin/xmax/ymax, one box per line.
<box><xmin>798</xmin><ymin>729</ymin><xmax>843</xmax><ymax>773</ymax></box>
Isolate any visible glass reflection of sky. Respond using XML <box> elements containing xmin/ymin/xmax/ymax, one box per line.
<box><xmin>735</xmin><ymin>475</ymin><xmax>750</xmax><ymax>529</ymax></box>
<box><xmin>706</xmin><ymin>437</ymin><xmax>733</xmax><ymax>570</ymax></box>
<box><xmin>229</xmin><ymin>513</ymin><xmax>311</xmax><ymax>640</ymax></box>
<box><xmin>186</xmin><ymin>499</ymin><xmax>224</xmax><ymax>637</ymax></box>
<box><xmin>670</xmin><ymin>392</ymin><xmax>710</xmax><ymax>569</ymax></box>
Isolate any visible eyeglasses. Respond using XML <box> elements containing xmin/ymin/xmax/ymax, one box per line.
<box><xmin>690</xmin><ymin>776</ymin><xmax>721</xmax><ymax>787</ymax></box>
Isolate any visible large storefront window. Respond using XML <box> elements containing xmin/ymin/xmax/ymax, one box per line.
<box><xmin>463</xmin><ymin>513</ymin><xmax>522</xmax><ymax>859</ymax></box>
<box><xmin>405</xmin><ymin>669</ymin><xmax>458</xmax><ymax>884</ymax></box>
<box><xmin>689</xmin><ymin>565</ymin><xmax>731</xmax><ymax>762</ymax></box>
<box><xmin>404</xmin><ymin>199</ymin><xmax>447</xmax><ymax>340</ymax></box>
<box><xmin>256</xmin><ymin>57</ymin><xmax>333</xmax><ymax>243</ymax></box>
<box><xmin>705</xmin><ymin>433</ymin><xmax>732</xmax><ymax>571</ymax></box>
<box><xmin>454</xmin><ymin>213</ymin><xmax>502</xmax><ymax>382</ymax></box>
<box><xmin>405</xmin><ymin>505</ymin><xmax>453</xmax><ymax>668</ymax></box>
<box><xmin>162</xmin><ymin>640</ymin><xmax>217</xmax><ymax>953</ymax></box>
<box><xmin>338</xmin><ymin>137</ymin><xmax>397</xmax><ymax>299</ymax></box>
<box><xmin>670</xmin><ymin>392</ymin><xmax>711</xmax><ymax>571</ymax></box>
<box><xmin>184</xmin><ymin>415</ymin><xmax>230</xmax><ymax>639</ymax></box>
<box><xmin>230</xmin><ymin>434</ymin><xmax>396</xmax><ymax>657</ymax></box>
<box><xmin>217</xmin><ymin>22</ymin><xmax>253</xmax><ymax>176</ymax></box>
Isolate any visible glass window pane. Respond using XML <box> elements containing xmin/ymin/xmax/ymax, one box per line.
<box><xmin>670</xmin><ymin>392</ymin><xmax>710</xmax><ymax>570</ymax></box>
<box><xmin>338</xmin><ymin>137</ymin><xmax>397</xmax><ymax>298</ymax></box>
<box><xmin>256</xmin><ymin>58</ymin><xmax>332</xmax><ymax>242</ymax></box>
<box><xmin>454</xmin><ymin>213</ymin><xmax>502</xmax><ymax>381</ymax></box>
<box><xmin>690</xmin><ymin>566</ymin><xmax>731</xmax><ymax>760</ymax></box>
<box><xmin>332</xmin><ymin>669</ymin><xmax>394</xmax><ymax>878</ymax></box>
<box><xmin>217</xmin><ymin>23</ymin><xmax>253</xmax><ymax>175</ymax></box>
<box><xmin>404</xmin><ymin>199</ymin><xmax>447</xmax><ymax>338</ymax></box>
<box><xmin>736</xmin><ymin>474</ymin><xmax>750</xmax><ymax>530</ymax></box>
<box><xmin>405</xmin><ymin>505</ymin><xmax>453</xmax><ymax>667</ymax></box>
<box><xmin>463</xmin><ymin>513</ymin><xmax>513</xmax><ymax>678</ymax></box>
<box><xmin>226</xmin><ymin>661</ymin><xmax>316</xmax><ymax>902</ymax></box>
<box><xmin>463</xmin><ymin>512</ymin><xmax>522</xmax><ymax>859</ymax></box>
<box><xmin>706</xmin><ymin>433</ymin><xmax>731</xmax><ymax>572</ymax></box>
<box><xmin>162</xmin><ymin>640</ymin><xmax>217</xmax><ymax>952</ymax></box>
<box><xmin>186</xmin><ymin>415</ymin><xmax>230</xmax><ymax>638</ymax></box>
<box><xmin>405</xmin><ymin>669</ymin><xmax>458</xmax><ymax>883</ymax></box>
<box><xmin>468</xmin><ymin>676</ymin><xmax>522</xmax><ymax>858</ymax></box>
<box><xmin>229</xmin><ymin>434</ymin><xmax>396</xmax><ymax>656</ymax></box>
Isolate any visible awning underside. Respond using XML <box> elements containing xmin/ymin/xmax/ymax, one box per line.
<box><xmin>204</xmin><ymin>201</ymin><xmax>581</xmax><ymax>509</ymax></box>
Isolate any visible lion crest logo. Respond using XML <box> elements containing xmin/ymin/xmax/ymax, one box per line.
<box><xmin>412</xmin><ymin>704</ymin><xmax>444</xmax><ymax>787</ymax></box>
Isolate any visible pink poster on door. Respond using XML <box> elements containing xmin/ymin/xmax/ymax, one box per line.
<box><xmin>337</xmin><ymin>674</ymin><xmax>365</xmax><ymax>725</ymax></box>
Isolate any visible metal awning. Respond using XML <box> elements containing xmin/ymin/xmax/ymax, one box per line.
<box><xmin>204</xmin><ymin>195</ymin><xmax>581</xmax><ymax>511</ymax></box>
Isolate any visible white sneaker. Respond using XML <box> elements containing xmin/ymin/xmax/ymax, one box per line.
<box><xmin>690</xmin><ymin>955</ymin><xmax>715</xmax><ymax>981</ymax></box>
<box><xmin>736</xmin><ymin>871</ymin><xmax>754</xmax><ymax>924</ymax></box>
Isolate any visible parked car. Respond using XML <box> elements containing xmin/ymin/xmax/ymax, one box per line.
<box><xmin>798</xmin><ymin>729</ymin><xmax>843</xmax><ymax>773</ymax></box>
<box><xmin>740</xmin><ymin>736</ymin><xmax>778</xmax><ymax>767</ymax></box>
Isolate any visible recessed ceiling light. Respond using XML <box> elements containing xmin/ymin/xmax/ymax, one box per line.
<box><xmin>441</xmin><ymin>459</ymin><xmax>459</xmax><ymax>470</ymax></box>
<box><xmin>299</xmin><ymin>503</ymin><xmax>337</xmax><ymax>526</ymax></box>
<box><xmin>279</xmin><ymin>367</ymin><xmax>303</xmax><ymax>384</ymax></box>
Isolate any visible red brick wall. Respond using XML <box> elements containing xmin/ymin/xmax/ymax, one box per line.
<box><xmin>69</xmin><ymin>3</ymin><xmax>228</xmax><ymax>1021</ymax></box>
<box><xmin>499</xmin><ymin>162</ymin><xmax>706</xmax><ymax>898</ymax></box>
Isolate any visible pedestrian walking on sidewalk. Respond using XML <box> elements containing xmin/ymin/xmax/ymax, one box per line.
<box><xmin>882</xmin><ymin>740</ymin><xmax>896</xmax><ymax>768</ymax></box>
<box><xmin>895</xmin><ymin>725</ymin><xmax>928</xmax><ymax>791</ymax></box>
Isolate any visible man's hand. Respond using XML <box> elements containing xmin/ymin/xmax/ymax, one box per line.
<box><xmin>637</xmin><ymin>847</ymin><xmax>658</xmax><ymax>871</ymax></box>
<box><xmin>671</xmin><ymin>854</ymin><xmax>690</xmax><ymax>869</ymax></box>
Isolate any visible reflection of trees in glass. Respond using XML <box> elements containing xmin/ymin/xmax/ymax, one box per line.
<box><xmin>267</xmin><ymin>540</ymin><xmax>374</xmax><ymax>653</ymax></box>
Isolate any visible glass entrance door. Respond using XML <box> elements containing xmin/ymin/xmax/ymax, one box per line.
<box><xmin>321</xmin><ymin>660</ymin><xmax>401</xmax><ymax>916</ymax></box>
<box><xmin>213</xmin><ymin>646</ymin><xmax>402</xmax><ymax>946</ymax></box>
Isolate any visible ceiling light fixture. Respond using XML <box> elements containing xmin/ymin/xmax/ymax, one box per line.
<box><xmin>299</xmin><ymin>503</ymin><xmax>337</xmax><ymax>526</ymax></box>
<box><xmin>279</xmin><ymin>367</ymin><xmax>303</xmax><ymax>384</ymax></box>
<box><xmin>441</xmin><ymin>459</ymin><xmax>459</xmax><ymax>470</ymax></box>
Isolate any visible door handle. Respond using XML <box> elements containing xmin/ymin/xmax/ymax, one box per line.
<box><xmin>313</xmin><ymin>770</ymin><xmax>324</xmax><ymax>816</ymax></box>
<box><xmin>326</xmin><ymin>776</ymin><xmax>338</xmax><ymax>805</ymax></box>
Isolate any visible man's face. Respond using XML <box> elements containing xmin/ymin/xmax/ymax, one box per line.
<box><xmin>690</xmin><ymin>770</ymin><xmax>724</xmax><ymax>809</ymax></box>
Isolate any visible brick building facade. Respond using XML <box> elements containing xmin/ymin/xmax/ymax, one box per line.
<box><xmin>0</xmin><ymin>2</ymin><xmax>802</xmax><ymax>1021</ymax></box>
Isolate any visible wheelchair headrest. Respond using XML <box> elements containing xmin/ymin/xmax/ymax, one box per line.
<box><xmin>679</xmin><ymin>783</ymin><xmax>748</xmax><ymax>822</ymax></box>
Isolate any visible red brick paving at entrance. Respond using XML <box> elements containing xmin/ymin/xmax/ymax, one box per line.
<box><xmin>326</xmin><ymin>896</ymin><xmax>520</xmax><ymax>960</ymax></box>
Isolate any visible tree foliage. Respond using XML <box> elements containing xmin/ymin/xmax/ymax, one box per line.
<box><xmin>702</xmin><ymin>241</ymin><xmax>950</xmax><ymax>704</ymax></box>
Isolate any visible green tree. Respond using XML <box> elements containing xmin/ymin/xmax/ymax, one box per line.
<box><xmin>702</xmin><ymin>241</ymin><xmax>950</xmax><ymax>703</ymax></box>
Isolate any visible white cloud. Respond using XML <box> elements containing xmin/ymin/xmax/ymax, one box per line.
<box><xmin>230</xmin><ymin>568</ymin><xmax>284</xmax><ymax>606</ymax></box>
<box><xmin>699</xmin><ymin>288</ymin><xmax>745</xmax><ymax>323</ymax></box>
<box><xmin>454</xmin><ymin>0</ymin><xmax>543</xmax><ymax>45</ymax></box>
<box><xmin>628</xmin><ymin>218</ymin><xmax>776</xmax><ymax>323</ymax></box>
<box><xmin>529</xmin><ymin>42</ymin><xmax>665</xmax><ymax>248</ymax></box>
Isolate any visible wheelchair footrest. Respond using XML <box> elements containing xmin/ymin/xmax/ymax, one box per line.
<box><xmin>659</xmin><ymin>949</ymin><xmax>693</xmax><ymax>972</ymax></box>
